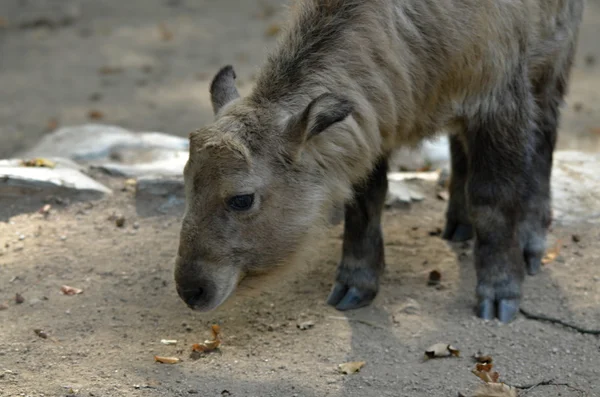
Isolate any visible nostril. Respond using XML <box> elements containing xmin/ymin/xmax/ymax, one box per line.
<box><xmin>191</xmin><ymin>287</ymin><xmax>205</xmax><ymax>303</ymax></box>
<box><xmin>176</xmin><ymin>281</ymin><xmax>212</xmax><ymax>309</ymax></box>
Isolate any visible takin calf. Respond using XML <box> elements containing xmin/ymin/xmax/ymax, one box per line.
<box><xmin>174</xmin><ymin>0</ymin><xmax>584</xmax><ymax>322</ymax></box>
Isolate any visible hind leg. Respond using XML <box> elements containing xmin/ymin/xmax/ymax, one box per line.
<box><xmin>520</xmin><ymin>70</ymin><xmax>572</xmax><ymax>275</ymax></box>
<box><xmin>327</xmin><ymin>158</ymin><xmax>388</xmax><ymax>311</ymax></box>
<box><xmin>465</xmin><ymin>66</ymin><xmax>538</xmax><ymax>323</ymax></box>
<box><xmin>443</xmin><ymin>134</ymin><xmax>474</xmax><ymax>242</ymax></box>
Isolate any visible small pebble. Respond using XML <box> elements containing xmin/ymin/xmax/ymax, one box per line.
<box><xmin>15</xmin><ymin>293</ymin><xmax>25</xmax><ymax>304</ymax></box>
<box><xmin>133</xmin><ymin>222</ymin><xmax>140</xmax><ymax>230</ymax></box>
<box><xmin>18</xmin><ymin>234</ymin><xmax>25</xmax><ymax>241</ymax></box>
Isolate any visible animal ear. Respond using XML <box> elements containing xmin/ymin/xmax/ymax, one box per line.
<box><xmin>210</xmin><ymin>65</ymin><xmax>240</xmax><ymax>115</ymax></box>
<box><xmin>285</xmin><ymin>93</ymin><xmax>353</xmax><ymax>154</ymax></box>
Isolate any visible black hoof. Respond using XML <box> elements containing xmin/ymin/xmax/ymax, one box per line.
<box><xmin>442</xmin><ymin>221</ymin><xmax>474</xmax><ymax>242</ymax></box>
<box><xmin>476</xmin><ymin>298</ymin><xmax>520</xmax><ymax>323</ymax></box>
<box><xmin>326</xmin><ymin>283</ymin><xmax>375</xmax><ymax>311</ymax></box>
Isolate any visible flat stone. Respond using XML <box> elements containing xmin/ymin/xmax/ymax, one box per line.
<box><xmin>20</xmin><ymin>124</ymin><xmax>188</xmax><ymax>163</ymax></box>
<box><xmin>385</xmin><ymin>180</ymin><xmax>426</xmax><ymax>208</ymax></box>
<box><xmin>0</xmin><ymin>157</ymin><xmax>111</xmax><ymax>198</ymax></box>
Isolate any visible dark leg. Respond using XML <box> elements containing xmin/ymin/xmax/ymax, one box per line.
<box><xmin>466</xmin><ymin>70</ymin><xmax>536</xmax><ymax>323</ymax></box>
<box><xmin>443</xmin><ymin>134</ymin><xmax>474</xmax><ymax>242</ymax></box>
<box><xmin>521</xmin><ymin>68</ymin><xmax>571</xmax><ymax>275</ymax></box>
<box><xmin>327</xmin><ymin>158</ymin><xmax>388</xmax><ymax>311</ymax></box>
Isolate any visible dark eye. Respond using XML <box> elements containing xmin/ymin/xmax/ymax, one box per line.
<box><xmin>227</xmin><ymin>194</ymin><xmax>255</xmax><ymax>211</ymax></box>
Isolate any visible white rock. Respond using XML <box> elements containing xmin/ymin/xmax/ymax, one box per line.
<box><xmin>0</xmin><ymin>157</ymin><xmax>111</xmax><ymax>197</ymax></box>
<box><xmin>389</xmin><ymin>135</ymin><xmax>450</xmax><ymax>172</ymax></box>
<box><xmin>20</xmin><ymin>124</ymin><xmax>188</xmax><ymax>162</ymax></box>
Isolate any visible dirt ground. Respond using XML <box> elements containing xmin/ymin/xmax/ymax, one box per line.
<box><xmin>1</xmin><ymin>1</ymin><xmax>600</xmax><ymax>397</ymax></box>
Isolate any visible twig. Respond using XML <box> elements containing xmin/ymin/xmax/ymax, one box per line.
<box><xmin>510</xmin><ymin>379</ymin><xmax>588</xmax><ymax>396</ymax></box>
<box><xmin>519</xmin><ymin>308</ymin><xmax>600</xmax><ymax>335</ymax></box>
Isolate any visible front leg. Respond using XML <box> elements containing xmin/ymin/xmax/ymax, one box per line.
<box><xmin>327</xmin><ymin>158</ymin><xmax>388</xmax><ymax>311</ymax></box>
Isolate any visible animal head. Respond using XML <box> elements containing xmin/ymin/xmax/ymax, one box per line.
<box><xmin>174</xmin><ymin>65</ymin><xmax>353</xmax><ymax>311</ymax></box>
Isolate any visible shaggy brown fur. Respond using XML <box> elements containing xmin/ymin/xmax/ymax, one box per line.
<box><xmin>174</xmin><ymin>0</ymin><xmax>584</xmax><ymax>321</ymax></box>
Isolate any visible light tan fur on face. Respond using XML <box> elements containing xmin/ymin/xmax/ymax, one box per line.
<box><xmin>175</xmin><ymin>0</ymin><xmax>584</xmax><ymax>311</ymax></box>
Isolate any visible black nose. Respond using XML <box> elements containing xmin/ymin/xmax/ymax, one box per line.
<box><xmin>176</xmin><ymin>280</ymin><xmax>215</xmax><ymax>309</ymax></box>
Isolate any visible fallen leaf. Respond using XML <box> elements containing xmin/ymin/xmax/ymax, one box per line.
<box><xmin>425</xmin><ymin>343</ymin><xmax>460</xmax><ymax>359</ymax></box>
<box><xmin>0</xmin><ymin>302</ymin><xmax>8</xmax><ymax>310</ymax></box>
<box><xmin>472</xmin><ymin>383</ymin><xmax>517</xmax><ymax>397</ymax></box>
<box><xmin>427</xmin><ymin>270</ymin><xmax>442</xmax><ymax>286</ymax></box>
<box><xmin>39</xmin><ymin>204</ymin><xmax>52</xmax><ymax>215</ymax></box>
<box><xmin>88</xmin><ymin>110</ymin><xmax>104</xmax><ymax>120</ymax></box>
<box><xmin>0</xmin><ymin>17</ymin><xmax>7</xmax><ymax>28</ymax></box>
<box><xmin>590</xmin><ymin>127</ymin><xmax>600</xmax><ymax>135</ymax></box>
<box><xmin>542</xmin><ymin>240</ymin><xmax>561</xmax><ymax>265</ymax></box>
<box><xmin>15</xmin><ymin>293</ymin><xmax>25</xmax><ymax>304</ymax></box>
<box><xmin>34</xmin><ymin>329</ymin><xmax>48</xmax><ymax>339</ymax></box>
<box><xmin>61</xmin><ymin>285</ymin><xmax>83</xmax><ymax>295</ymax></box>
<box><xmin>160</xmin><ymin>339</ymin><xmax>177</xmax><ymax>345</ymax></box>
<box><xmin>21</xmin><ymin>158</ymin><xmax>56</xmax><ymax>168</ymax></box>
<box><xmin>338</xmin><ymin>361</ymin><xmax>365</xmax><ymax>374</ymax></box>
<box><xmin>191</xmin><ymin>324</ymin><xmax>221</xmax><ymax>353</ymax></box>
<box><xmin>154</xmin><ymin>355</ymin><xmax>180</xmax><ymax>364</ymax></box>
<box><xmin>473</xmin><ymin>353</ymin><xmax>493</xmax><ymax>364</ymax></box>
<box><xmin>158</xmin><ymin>23</ymin><xmax>173</xmax><ymax>41</ymax></box>
<box><xmin>436</xmin><ymin>190</ymin><xmax>449</xmax><ymax>201</ymax></box>
<box><xmin>472</xmin><ymin>361</ymin><xmax>500</xmax><ymax>384</ymax></box>
<box><xmin>297</xmin><ymin>321</ymin><xmax>315</xmax><ymax>330</ymax></box>
<box><xmin>265</xmin><ymin>23</ymin><xmax>281</xmax><ymax>37</ymax></box>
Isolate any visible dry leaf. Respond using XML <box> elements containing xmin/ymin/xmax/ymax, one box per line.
<box><xmin>160</xmin><ymin>339</ymin><xmax>177</xmax><ymax>345</ymax></box>
<box><xmin>0</xmin><ymin>17</ymin><xmax>7</xmax><ymax>28</ymax></box>
<box><xmin>428</xmin><ymin>270</ymin><xmax>442</xmax><ymax>286</ymax></box>
<box><xmin>338</xmin><ymin>361</ymin><xmax>365</xmax><ymax>374</ymax></box>
<box><xmin>473</xmin><ymin>353</ymin><xmax>493</xmax><ymax>364</ymax></box>
<box><xmin>34</xmin><ymin>328</ymin><xmax>48</xmax><ymax>339</ymax></box>
<box><xmin>297</xmin><ymin>321</ymin><xmax>315</xmax><ymax>330</ymax></box>
<box><xmin>21</xmin><ymin>158</ymin><xmax>56</xmax><ymax>168</ymax></box>
<box><xmin>472</xmin><ymin>361</ymin><xmax>500</xmax><ymax>384</ymax></box>
<box><xmin>591</xmin><ymin>127</ymin><xmax>600</xmax><ymax>135</ymax></box>
<box><xmin>88</xmin><ymin>110</ymin><xmax>104</xmax><ymax>120</ymax></box>
<box><xmin>158</xmin><ymin>23</ymin><xmax>173</xmax><ymax>41</ymax></box>
<box><xmin>0</xmin><ymin>302</ymin><xmax>8</xmax><ymax>311</ymax></box>
<box><xmin>542</xmin><ymin>240</ymin><xmax>561</xmax><ymax>265</ymax></box>
<box><xmin>15</xmin><ymin>293</ymin><xmax>25</xmax><ymax>304</ymax></box>
<box><xmin>425</xmin><ymin>343</ymin><xmax>460</xmax><ymax>358</ymax></box>
<box><xmin>154</xmin><ymin>355</ymin><xmax>180</xmax><ymax>364</ymax></box>
<box><xmin>265</xmin><ymin>23</ymin><xmax>281</xmax><ymax>37</ymax></box>
<box><xmin>472</xmin><ymin>383</ymin><xmax>517</xmax><ymax>397</ymax></box>
<box><xmin>191</xmin><ymin>324</ymin><xmax>221</xmax><ymax>353</ymax></box>
<box><xmin>436</xmin><ymin>190</ymin><xmax>449</xmax><ymax>201</ymax></box>
<box><xmin>39</xmin><ymin>204</ymin><xmax>52</xmax><ymax>215</ymax></box>
<box><xmin>61</xmin><ymin>285</ymin><xmax>83</xmax><ymax>295</ymax></box>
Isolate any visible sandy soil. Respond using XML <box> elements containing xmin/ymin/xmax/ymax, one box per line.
<box><xmin>1</xmin><ymin>175</ymin><xmax>599</xmax><ymax>397</ymax></box>
<box><xmin>1</xmin><ymin>1</ymin><xmax>600</xmax><ymax>397</ymax></box>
